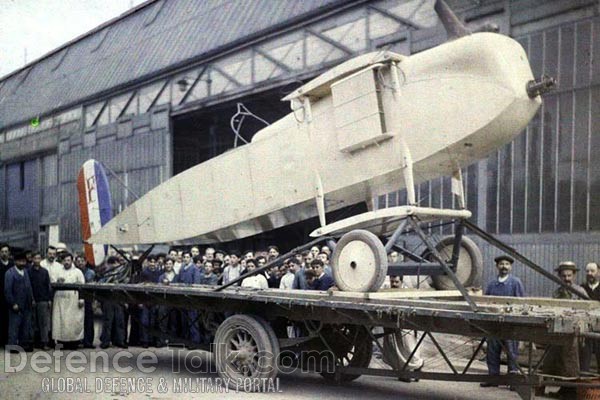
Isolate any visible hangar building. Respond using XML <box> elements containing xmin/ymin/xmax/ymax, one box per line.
<box><xmin>0</xmin><ymin>0</ymin><xmax>599</xmax><ymax>295</ymax></box>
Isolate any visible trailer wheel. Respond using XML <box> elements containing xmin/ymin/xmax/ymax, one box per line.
<box><xmin>319</xmin><ymin>325</ymin><xmax>373</xmax><ymax>382</ymax></box>
<box><xmin>424</xmin><ymin>235</ymin><xmax>483</xmax><ymax>290</ymax></box>
<box><xmin>214</xmin><ymin>314</ymin><xmax>279</xmax><ymax>391</ymax></box>
<box><xmin>332</xmin><ymin>229</ymin><xmax>388</xmax><ymax>292</ymax></box>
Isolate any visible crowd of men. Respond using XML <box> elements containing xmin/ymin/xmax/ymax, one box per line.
<box><xmin>2</xmin><ymin>239</ymin><xmax>599</xmax><ymax>396</ymax></box>
<box><xmin>480</xmin><ymin>255</ymin><xmax>600</xmax><ymax>398</ymax></box>
<box><xmin>0</xmin><ymin>242</ymin><xmax>344</xmax><ymax>351</ymax></box>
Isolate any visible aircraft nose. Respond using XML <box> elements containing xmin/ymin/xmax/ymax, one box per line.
<box><xmin>526</xmin><ymin>75</ymin><xmax>556</xmax><ymax>98</ymax></box>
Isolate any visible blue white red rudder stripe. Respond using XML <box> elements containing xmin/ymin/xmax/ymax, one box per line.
<box><xmin>77</xmin><ymin>159</ymin><xmax>112</xmax><ymax>266</ymax></box>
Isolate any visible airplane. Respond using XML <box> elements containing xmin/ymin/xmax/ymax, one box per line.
<box><xmin>78</xmin><ymin>0</ymin><xmax>554</xmax><ymax>293</ymax></box>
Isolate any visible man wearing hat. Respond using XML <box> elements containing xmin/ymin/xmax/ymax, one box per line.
<box><xmin>481</xmin><ymin>255</ymin><xmax>524</xmax><ymax>387</ymax></box>
<box><xmin>4</xmin><ymin>250</ymin><xmax>34</xmax><ymax>351</ymax></box>
<box><xmin>538</xmin><ymin>261</ymin><xmax>587</xmax><ymax>397</ymax></box>
<box><xmin>553</xmin><ymin>261</ymin><xmax>587</xmax><ymax>299</ymax></box>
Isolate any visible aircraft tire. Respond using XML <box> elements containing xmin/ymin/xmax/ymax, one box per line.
<box><xmin>331</xmin><ymin>229</ymin><xmax>388</xmax><ymax>292</ymax></box>
<box><xmin>427</xmin><ymin>235</ymin><xmax>483</xmax><ymax>290</ymax></box>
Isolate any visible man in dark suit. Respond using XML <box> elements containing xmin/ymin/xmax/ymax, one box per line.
<box><xmin>0</xmin><ymin>243</ymin><xmax>15</xmax><ymax>346</ymax></box>
<box><xmin>5</xmin><ymin>251</ymin><xmax>34</xmax><ymax>351</ymax></box>
<box><xmin>309</xmin><ymin>259</ymin><xmax>335</xmax><ymax>291</ymax></box>
<box><xmin>581</xmin><ymin>262</ymin><xmax>600</xmax><ymax>372</ymax></box>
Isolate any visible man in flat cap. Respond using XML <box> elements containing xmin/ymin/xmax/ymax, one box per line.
<box><xmin>481</xmin><ymin>255</ymin><xmax>525</xmax><ymax>388</ymax></box>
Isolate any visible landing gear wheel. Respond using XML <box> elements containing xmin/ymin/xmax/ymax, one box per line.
<box><xmin>332</xmin><ymin>229</ymin><xmax>387</xmax><ymax>292</ymax></box>
<box><xmin>424</xmin><ymin>235</ymin><xmax>483</xmax><ymax>290</ymax></box>
<box><xmin>319</xmin><ymin>324</ymin><xmax>373</xmax><ymax>382</ymax></box>
<box><xmin>214</xmin><ymin>314</ymin><xmax>280</xmax><ymax>391</ymax></box>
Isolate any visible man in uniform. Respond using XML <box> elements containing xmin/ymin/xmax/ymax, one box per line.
<box><xmin>481</xmin><ymin>255</ymin><xmax>524</xmax><ymax>388</ymax></box>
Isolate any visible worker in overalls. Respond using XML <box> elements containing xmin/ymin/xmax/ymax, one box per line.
<box><xmin>481</xmin><ymin>255</ymin><xmax>524</xmax><ymax>388</ymax></box>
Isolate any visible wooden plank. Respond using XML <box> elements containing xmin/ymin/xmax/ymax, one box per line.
<box><xmin>267</xmin><ymin>288</ymin><xmax>462</xmax><ymax>301</ymax></box>
<box><xmin>364</xmin><ymin>290</ymin><xmax>462</xmax><ymax>299</ymax></box>
<box><xmin>471</xmin><ymin>295</ymin><xmax>600</xmax><ymax>311</ymax></box>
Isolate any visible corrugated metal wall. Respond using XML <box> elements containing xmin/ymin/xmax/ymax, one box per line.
<box><xmin>476</xmin><ymin>13</ymin><xmax>600</xmax><ymax>297</ymax></box>
<box><xmin>0</xmin><ymin>166</ymin><xmax>5</xmax><ymax>228</ymax></box>
<box><xmin>5</xmin><ymin>159</ymin><xmax>39</xmax><ymax>232</ymax></box>
<box><xmin>41</xmin><ymin>154</ymin><xmax>59</xmax><ymax>221</ymax></box>
<box><xmin>479</xmin><ymin>235</ymin><xmax>600</xmax><ymax>297</ymax></box>
<box><xmin>377</xmin><ymin>3</ymin><xmax>600</xmax><ymax>298</ymax></box>
<box><xmin>484</xmin><ymin>16</ymin><xmax>600</xmax><ymax>235</ymax></box>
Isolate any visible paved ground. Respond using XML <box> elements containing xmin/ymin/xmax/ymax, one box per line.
<box><xmin>0</xmin><ymin>344</ymin><xmax>558</xmax><ymax>400</ymax></box>
<box><xmin>0</xmin><ymin>320</ymin><xmax>563</xmax><ymax>399</ymax></box>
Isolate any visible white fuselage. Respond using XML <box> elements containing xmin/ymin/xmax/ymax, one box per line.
<box><xmin>89</xmin><ymin>33</ymin><xmax>541</xmax><ymax>245</ymax></box>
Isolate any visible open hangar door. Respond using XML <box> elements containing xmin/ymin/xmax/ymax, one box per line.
<box><xmin>171</xmin><ymin>88</ymin><xmax>291</xmax><ymax>175</ymax></box>
<box><xmin>170</xmin><ymin>87</ymin><xmax>369</xmax><ymax>252</ymax></box>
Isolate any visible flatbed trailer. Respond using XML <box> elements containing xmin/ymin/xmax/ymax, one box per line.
<box><xmin>54</xmin><ymin>281</ymin><xmax>600</xmax><ymax>400</ymax></box>
<box><xmin>53</xmin><ymin>207</ymin><xmax>600</xmax><ymax>399</ymax></box>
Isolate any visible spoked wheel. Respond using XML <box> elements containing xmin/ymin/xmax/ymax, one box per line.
<box><xmin>318</xmin><ymin>324</ymin><xmax>373</xmax><ymax>382</ymax></box>
<box><xmin>214</xmin><ymin>314</ymin><xmax>279</xmax><ymax>391</ymax></box>
<box><xmin>423</xmin><ymin>235</ymin><xmax>483</xmax><ymax>290</ymax></box>
<box><xmin>331</xmin><ymin>229</ymin><xmax>388</xmax><ymax>292</ymax></box>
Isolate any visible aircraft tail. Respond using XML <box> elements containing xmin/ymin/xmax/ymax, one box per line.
<box><xmin>77</xmin><ymin>159</ymin><xmax>112</xmax><ymax>266</ymax></box>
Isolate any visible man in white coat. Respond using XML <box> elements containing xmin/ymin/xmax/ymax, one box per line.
<box><xmin>241</xmin><ymin>259</ymin><xmax>268</xmax><ymax>289</ymax></box>
<box><xmin>51</xmin><ymin>253</ymin><xmax>85</xmax><ymax>349</ymax></box>
<box><xmin>41</xmin><ymin>246</ymin><xmax>63</xmax><ymax>281</ymax></box>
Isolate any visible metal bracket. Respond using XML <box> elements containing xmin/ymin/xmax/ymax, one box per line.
<box><xmin>399</xmin><ymin>138</ymin><xmax>416</xmax><ymax>205</ymax></box>
<box><xmin>314</xmin><ymin>171</ymin><xmax>326</xmax><ymax>227</ymax></box>
<box><xmin>451</xmin><ymin>168</ymin><xmax>466</xmax><ymax>209</ymax></box>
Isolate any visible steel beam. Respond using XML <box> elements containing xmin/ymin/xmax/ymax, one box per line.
<box><xmin>463</xmin><ymin>220</ymin><xmax>590</xmax><ymax>300</ymax></box>
<box><xmin>368</xmin><ymin>4</ymin><xmax>424</xmax><ymax>29</ymax></box>
<box><xmin>305</xmin><ymin>28</ymin><xmax>355</xmax><ymax>55</ymax></box>
<box><xmin>387</xmin><ymin>263</ymin><xmax>445</xmax><ymax>276</ymax></box>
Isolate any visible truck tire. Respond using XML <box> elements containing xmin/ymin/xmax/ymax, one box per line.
<box><xmin>214</xmin><ymin>314</ymin><xmax>279</xmax><ymax>391</ymax></box>
<box><xmin>319</xmin><ymin>324</ymin><xmax>373</xmax><ymax>382</ymax></box>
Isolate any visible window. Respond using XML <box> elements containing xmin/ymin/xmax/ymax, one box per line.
<box><xmin>19</xmin><ymin>162</ymin><xmax>25</xmax><ymax>191</ymax></box>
